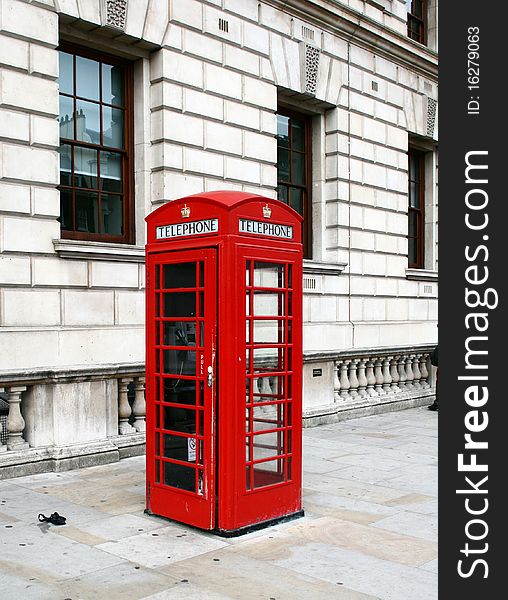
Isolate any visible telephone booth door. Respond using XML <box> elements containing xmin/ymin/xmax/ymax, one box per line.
<box><xmin>146</xmin><ymin>248</ymin><xmax>217</xmax><ymax>530</ymax></box>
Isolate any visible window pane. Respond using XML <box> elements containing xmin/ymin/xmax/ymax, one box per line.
<box><xmin>277</xmin><ymin>148</ymin><xmax>290</xmax><ymax>182</ymax></box>
<box><xmin>291</xmin><ymin>119</ymin><xmax>305</xmax><ymax>152</ymax></box>
<box><xmin>103</xmin><ymin>106</ymin><xmax>124</xmax><ymax>149</ymax></box>
<box><xmin>408</xmin><ymin>211</ymin><xmax>417</xmax><ymax>237</ymax></box>
<box><xmin>60</xmin><ymin>189</ymin><xmax>73</xmax><ymax>231</ymax></box>
<box><xmin>276</xmin><ymin>185</ymin><xmax>288</xmax><ymax>204</ymax></box>
<box><xmin>276</xmin><ymin>114</ymin><xmax>289</xmax><ymax>147</ymax></box>
<box><xmin>408</xmin><ymin>237</ymin><xmax>417</xmax><ymax>265</ymax></box>
<box><xmin>163</xmin><ymin>263</ymin><xmax>196</xmax><ymax>289</ymax></box>
<box><xmin>164</xmin><ymin>292</ymin><xmax>196</xmax><ymax>317</ymax></box>
<box><xmin>76</xmin><ymin>99</ymin><xmax>100</xmax><ymax>145</ymax></box>
<box><xmin>100</xmin><ymin>193</ymin><xmax>123</xmax><ymax>235</ymax></box>
<box><xmin>58</xmin><ymin>144</ymin><xmax>72</xmax><ymax>186</ymax></box>
<box><xmin>74</xmin><ymin>147</ymin><xmax>98</xmax><ymax>189</ymax></box>
<box><xmin>102</xmin><ymin>63</ymin><xmax>124</xmax><ymax>106</ymax></box>
<box><xmin>100</xmin><ymin>151</ymin><xmax>122</xmax><ymax>193</ymax></box>
<box><xmin>59</xmin><ymin>52</ymin><xmax>73</xmax><ymax>95</ymax></box>
<box><xmin>291</xmin><ymin>152</ymin><xmax>306</xmax><ymax>185</ymax></box>
<box><xmin>76</xmin><ymin>56</ymin><xmax>99</xmax><ymax>101</ymax></box>
<box><xmin>163</xmin><ymin>461</ymin><xmax>196</xmax><ymax>492</ymax></box>
<box><xmin>289</xmin><ymin>187</ymin><xmax>303</xmax><ymax>215</ymax></box>
<box><xmin>253</xmin><ymin>262</ymin><xmax>285</xmax><ymax>288</ymax></box>
<box><xmin>75</xmin><ymin>190</ymin><xmax>98</xmax><ymax>232</ymax></box>
<box><xmin>409</xmin><ymin>182</ymin><xmax>419</xmax><ymax>207</ymax></box>
<box><xmin>59</xmin><ymin>95</ymin><xmax>74</xmax><ymax>139</ymax></box>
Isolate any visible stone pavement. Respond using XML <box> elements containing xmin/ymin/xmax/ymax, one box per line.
<box><xmin>0</xmin><ymin>407</ymin><xmax>437</xmax><ymax>600</ymax></box>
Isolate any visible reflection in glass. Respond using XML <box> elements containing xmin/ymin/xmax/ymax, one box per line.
<box><xmin>253</xmin><ymin>262</ymin><xmax>284</xmax><ymax>288</ymax></box>
<box><xmin>76</xmin><ymin>56</ymin><xmax>100</xmax><ymax>100</ymax></box>
<box><xmin>291</xmin><ymin>153</ymin><xmax>305</xmax><ymax>185</ymax></box>
<box><xmin>76</xmin><ymin>100</ymin><xmax>100</xmax><ymax>144</ymax></box>
<box><xmin>253</xmin><ymin>430</ymin><xmax>284</xmax><ymax>461</ymax></box>
<box><xmin>164</xmin><ymin>378</ymin><xmax>196</xmax><ymax>406</ymax></box>
<box><xmin>100</xmin><ymin>193</ymin><xmax>122</xmax><ymax>235</ymax></box>
<box><xmin>291</xmin><ymin>119</ymin><xmax>305</xmax><ymax>151</ymax></box>
<box><xmin>253</xmin><ymin>292</ymin><xmax>284</xmax><ymax>316</ymax></box>
<box><xmin>58</xmin><ymin>52</ymin><xmax>73</xmax><ymax>95</ymax></box>
<box><xmin>276</xmin><ymin>185</ymin><xmax>288</xmax><ymax>203</ymax></box>
<box><xmin>289</xmin><ymin>187</ymin><xmax>303</xmax><ymax>215</ymax></box>
<box><xmin>276</xmin><ymin>114</ymin><xmax>289</xmax><ymax>146</ymax></box>
<box><xmin>58</xmin><ymin>144</ymin><xmax>72</xmax><ymax>186</ymax></box>
<box><xmin>59</xmin><ymin>95</ymin><xmax>74</xmax><ymax>139</ymax></box>
<box><xmin>74</xmin><ymin>146</ymin><xmax>98</xmax><ymax>189</ymax></box>
<box><xmin>248</xmin><ymin>320</ymin><xmax>283</xmax><ymax>344</ymax></box>
<box><xmin>75</xmin><ymin>190</ymin><xmax>98</xmax><ymax>232</ymax></box>
<box><xmin>100</xmin><ymin>151</ymin><xmax>122</xmax><ymax>193</ymax></box>
<box><xmin>103</xmin><ymin>106</ymin><xmax>124</xmax><ymax>148</ymax></box>
<box><xmin>102</xmin><ymin>63</ymin><xmax>124</xmax><ymax>106</ymax></box>
<box><xmin>277</xmin><ymin>148</ymin><xmax>290</xmax><ymax>181</ymax></box>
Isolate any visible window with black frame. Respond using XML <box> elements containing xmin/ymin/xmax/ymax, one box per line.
<box><xmin>57</xmin><ymin>45</ymin><xmax>133</xmax><ymax>243</ymax></box>
<box><xmin>276</xmin><ymin>109</ymin><xmax>312</xmax><ymax>258</ymax></box>
<box><xmin>406</xmin><ymin>0</ymin><xmax>426</xmax><ymax>44</ymax></box>
<box><xmin>408</xmin><ymin>147</ymin><xmax>425</xmax><ymax>269</ymax></box>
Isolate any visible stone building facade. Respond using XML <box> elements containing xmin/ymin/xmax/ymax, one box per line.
<box><xmin>0</xmin><ymin>0</ymin><xmax>438</xmax><ymax>477</ymax></box>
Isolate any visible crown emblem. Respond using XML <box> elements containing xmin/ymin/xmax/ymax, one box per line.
<box><xmin>181</xmin><ymin>203</ymin><xmax>190</xmax><ymax>218</ymax></box>
<box><xmin>263</xmin><ymin>204</ymin><xmax>272</xmax><ymax>218</ymax></box>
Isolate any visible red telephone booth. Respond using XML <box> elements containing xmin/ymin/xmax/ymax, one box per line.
<box><xmin>145</xmin><ymin>191</ymin><xmax>303</xmax><ymax>535</ymax></box>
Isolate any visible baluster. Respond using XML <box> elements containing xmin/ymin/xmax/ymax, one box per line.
<box><xmin>357</xmin><ymin>359</ymin><xmax>368</xmax><ymax>397</ymax></box>
<box><xmin>412</xmin><ymin>354</ymin><xmax>422</xmax><ymax>388</ymax></box>
<box><xmin>348</xmin><ymin>359</ymin><xmax>360</xmax><ymax>398</ymax></box>
<box><xmin>390</xmin><ymin>356</ymin><xmax>400</xmax><ymax>392</ymax></box>
<box><xmin>382</xmin><ymin>357</ymin><xmax>393</xmax><ymax>393</ymax></box>
<box><xmin>405</xmin><ymin>355</ymin><xmax>415</xmax><ymax>389</ymax></box>
<box><xmin>259</xmin><ymin>377</ymin><xmax>272</xmax><ymax>396</ymax></box>
<box><xmin>6</xmin><ymin>386</ymin><xmax>29</xmax><ymax>451</ymax></box>
<box><xmin>398</xmin><ymin>354</ymin><xmax>407</xmax><ymax>390</ymax></box>
<box><xmin>132</xmin><ymin>377</ymin><xmax>146</xmax><ymax>432</ymax></box>
<box><xmin>374</xmin><ymin>358</ymin><xmax>385</xmax><ymax>395</ymax></box>
<box><xmin>334</xmin><ymin>361</ymin><xmax>341</xmax><ymax>402</ymax></box>
<box><xmin>0</xmin><ymin>389</ymin><xmax>6</xmax><ymax>453</ymax></box>
<box><xmin>365</xmin><ymin>359</ymin><xmax>378</xmax><ymax>396</ymax></box>
<box><xmin>339</xmin><ymin>359</ymin><xmax>351</xmax><ymax>400</ymax></box>
<box><xmin>118</xmin><ymin>377</ymin><xmax>135</xmax><ymax>435</ymax></box>
<box><xmin>420</xmin><ymin>354</ymin><xmax>430</xmax><ymax>388</ymax></box>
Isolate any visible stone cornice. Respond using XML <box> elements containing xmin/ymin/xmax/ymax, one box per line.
<box><xmin>264</xmin><ymin>0</ymin><xmax>438</xmax><ymax>80</ymax></box>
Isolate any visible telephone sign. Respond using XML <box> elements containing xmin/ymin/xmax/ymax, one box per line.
<box><xmin>145</xmin><ymin>191</ymin><xmax>303</xmax><ymax>535</ymax></box>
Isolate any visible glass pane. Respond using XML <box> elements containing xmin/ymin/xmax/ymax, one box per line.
<box><xmin>58</xmin><ymin>144</ymin><xmax>72</xmax><ymax>186</ymax></box>
<box><xmin>276</xmin><ymin>114</ymin><xmax>289</xmax><ymax>147</ymax></box>
<box><xmin>250</xmin><ymin>375</ymin><xmax>283</xmax><ymax>402</ymax></box>
<box><xmin>163</xmin><ymin>263</ymin><xmax>196</xmax><ymax>289</ymax></box>
<box><xmin>58</xmin><ymin>52</ymin><xmax>73</xmax><ymax>95</ymax></box>
<box><xmin>60</xmin><ymin>189</ymin><xmax>73</xmax><ymax>231</ymax></box>
<box><xmin>291</xmin><ymin>153</ymin><xmax>306</xmax><ymax>185</ymax></box>
<box><xmin>163</xmin><ymin>461</ymin><xmax>196</xmax><ymax>492</ymax></box>
<box><xmin>251</xmin><ymin>320</ymin><xmax>284</xmax><ymax>344</ymax></box>
<box><xmin>253</xmin><ymin>404</ymin><xmax>284</xmax><ymax>431</ymax></box>
<box><xmin>413</xmin><ymin>0</ymin><xmax>423</xmax><ymax>18</ymax></box>
<box><xmin>163</xmin><ymin>406</ymin><xmax>196</xmax><ymax>435</ymax></box>
<box><xmin>75</xmin><ymin>190</ymin><xmax>98</xmax><ymax>232</ymax></box>
<box><xmin>250</xmin><ymin>347</ymin><xmax>280</xmax><ymax>373</ymax></box>
<box><xmin>102</xmin><ymin>63</ymin><xmax>124</xmax><ymax>106</ymax></box>
<box><xmin>253</xmin><ymin>460</ymin><xmax>284</xmax><ymax>488</ymax></box>
<box><xmin>100</xmin><ymin>193</ymin><xmax>123</xmax><ymax>235</ymax></box>
<box><xmin>276</xmin><ymin>185</ymin><xmax>288</xmax><ymax>204</ymax></box>
<box><xmin>59</xmin><ymin>95</ymin><xmax>74</xmax><ymax>139</ymax></box>
<box><xmin>163</xmin><ymin>292</ymin><xmax>196</xmax><ymax>317</ymax></box>
<box><xmin>410</xmin><ymin>182</ymin><xmax>420</xmax><ymax>208</ymax></box>
<box><xmin>76</xmin><ymin>56</ymin><xmax>99</xmax><ymax>101</ymax></box>
<box><xmin>277</xmin><ymin>148</ymin><xmax>290</xmax><ymax>182</ymax></box>
<box><xmin>289</xmin><ymin>187</ymin><xmax>303</xmax><ymax>214</ymax></box>
<box><xmin>100</xmin><ymin>151</ymin><xmax>122</xmax><ymax>193</ymax></box>
<box><xmin>253</xmin><ymin>292</ymin><xmax>285</xmax><ymax>316</ymax></box>
<box><xmin>103</xmin><ymin>106</ymin><xmax>124</xmax><ymax>149</ymax></box>
<box><xmin>163</xmin><ymin>350</ymin><xmax>196</xmax><ymax>376</ymax></box>
<box><xmin>164</xmin><ymin>378</ymin><xmax>196</xmax><ymax>406</ymax></box>
<box><xmin>253</xmin><ymin>431</ymin><xmax>284</xmax><ymax>461</ymax></box>
<box><xmin>409</xmin><ymin>237</ymin><xmax>417</xmax><ymax>265</ymax></box>
<box><xmin>291</xmin><ymin>119</ymin><xmax>305</xmax><ymax>152</ymax></box>
<box><xmin>74</xmin><ymin>146</ymin><xmax>98</xmax><ymax>189</ymax></box>
<box><xmin>409</xmin><ymin>211</ymin><xmax>417</xmax><ymax>237</ymax></box>
<box><xmin>163</xmin><ymin>321</ymin><xmax>197</xmax><ymax>347</ymax></box>
<box><xmin>76</xmin><ymin>99</ymin><xmax>100</xmax><ymax>145</ymax></box>
<box><xmin>253</xmin><ymin>262</ymin><xmax>285</xmax><ymax>288</ymax></box>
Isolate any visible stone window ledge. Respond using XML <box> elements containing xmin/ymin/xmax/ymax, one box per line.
<box><xmin>405</xmin><ymin>268</ymin><xmax>438</xmax><ymax>282</ymax></box>
<box><xmin>53</xmin><ymin>239</ymin><xmax>145</xmax><ymax>263</ymax></box>
<box><xmin>303</xmin><ymin>259</ymin><xmax>347</xmax><ymax>276</ymax></box>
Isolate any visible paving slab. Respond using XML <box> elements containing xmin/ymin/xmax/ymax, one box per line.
<box><xmin>0</xmin><ymin>407</ymin><xmax>437</xmax><ymax>599</ymax></box>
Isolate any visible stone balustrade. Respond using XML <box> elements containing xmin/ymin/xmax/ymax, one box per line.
<box><xmin>334</xmin><ymin>351</ymin><xmax>432</xmax><ymax>402</ymax></box>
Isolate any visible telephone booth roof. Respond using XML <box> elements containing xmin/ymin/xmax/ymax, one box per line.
<box><xmin>145</xmin><ymin>191</ymin><xmax>303</xmax><ymax>246</ymax></box>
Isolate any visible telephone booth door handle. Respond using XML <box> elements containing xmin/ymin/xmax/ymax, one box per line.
<box><xmin>207</xmin><ymin>366</ymin><xmax>213</xmax><ymax>388</ymax></box>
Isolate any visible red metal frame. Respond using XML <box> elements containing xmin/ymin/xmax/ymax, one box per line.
<box><xmin>145</xmin><ymin>191</ymin><xmax>303</xmax><ymax>534</ymax></box>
